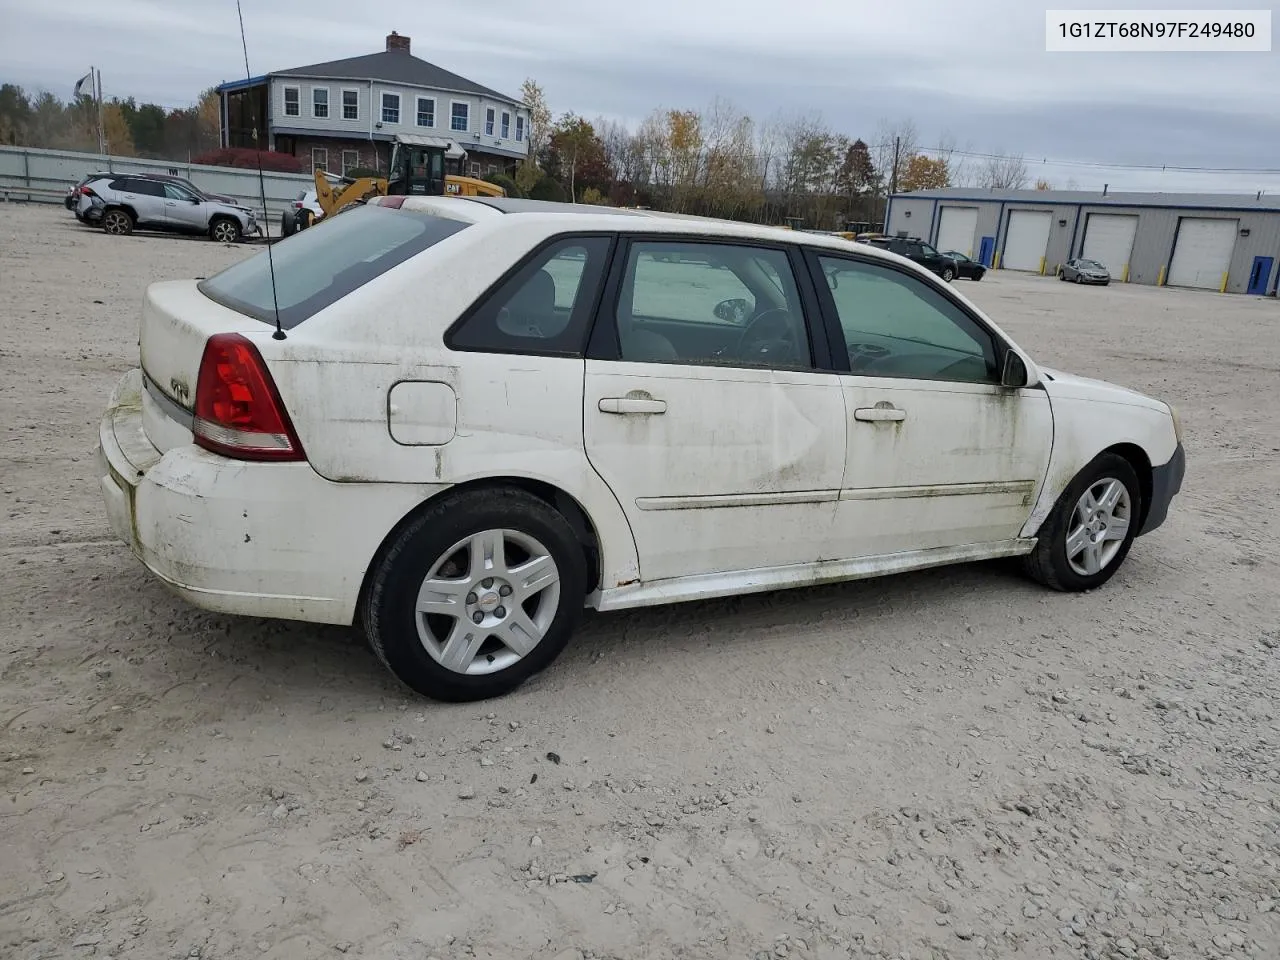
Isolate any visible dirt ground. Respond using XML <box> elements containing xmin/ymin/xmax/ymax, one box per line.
<box><xmin>2</xmin><ymin>202</ymin><xmax>1278</xmax><ymax>960</ymax></box>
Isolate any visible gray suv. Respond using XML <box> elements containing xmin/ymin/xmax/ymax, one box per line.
<box><xmin>76</xmin><ymin>174</ymin><xmax>259</xmax><ymax>243</ymax></box>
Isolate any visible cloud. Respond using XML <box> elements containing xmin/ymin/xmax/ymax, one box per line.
<box><xmin>3</xmin><ymin>0</ymin><xmax>1277</xmax><ymax>190</ymax></box>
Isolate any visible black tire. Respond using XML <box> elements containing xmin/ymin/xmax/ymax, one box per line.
<box><xmin>280</xmin><ymin>212</ymin><xmax>295</xmax><ymax>238</ymax></box>
<box><xmin>362</xmin><ymin>489</ymin><xmax>588</xmax><ymax>702</ymax></box>
<box><xmin>209</xmin><ymin>217</ymin><xmax>242</xmax><ymax>244</ymax></box>
<box><xmin>941</xmin><ymin>267</ymin><xmax>955</xmax><ymax>282</ymax></box>
<box><xmin>102</xmin><ymin>208</ymin><xmax>134</xmax><ymax>236</ymax></box>
<box><xmin>297</xmin><ymin>209</ymin><xmax>314</xmax><ymax>231</ymax></box>
<box><xmin>1074</xmin><ymin>274</ymin><xmax>1082</xmax><ymax>283</ymax></box>
<box><xmin>1022</xmin><ymin>452</ymin><xmax>1143</xmax><ymax>593</ymax></box>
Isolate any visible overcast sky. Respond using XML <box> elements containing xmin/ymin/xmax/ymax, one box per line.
<box><xmin>3</xmin><ymin>0</ymin><xmax>1278</xmax><ymax>192</ymax></box>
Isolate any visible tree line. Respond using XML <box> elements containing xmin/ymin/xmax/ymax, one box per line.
<box><xmin>0</xmin><ymin>83</ymin><xmax>221</xmax><ymax>163</ymax></box>
<box><xmin>504</xmin><ymin>81</ymin><xmax>1038</xmax><ymax>229</ymax></box>
<box><xmin>1</xmin><ymin>75</ymin><xmax>1040</xmax><ymax>229</ymax></box>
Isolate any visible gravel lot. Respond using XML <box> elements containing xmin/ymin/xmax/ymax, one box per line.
<box><xmin>2</xmin><ymin>202</ymin><xmax>1278</xmax><ymax>960</ymax></box>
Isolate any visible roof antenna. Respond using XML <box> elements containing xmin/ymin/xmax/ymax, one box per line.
<box><xmin>235</xmin><ymin>0</ymin><xmax>285</xmax><ymax>340</ymax></box>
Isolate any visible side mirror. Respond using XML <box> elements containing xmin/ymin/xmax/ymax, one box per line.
<box><xmin>190</xmin><ymin>197</ymin><xmax>201</xmax><ymax>204</ymax></box>
<box><xmin>1001</xmin><ymin>350</ymin><xmax>1029</xmax><ymax>389</ymax></box>
<box><xmin>713</xmin><ymin>298</ymin><xmax>751</xmax><ymax>324</ymax></box>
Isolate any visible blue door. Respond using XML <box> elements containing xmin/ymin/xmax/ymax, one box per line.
<box><xmin>978</xmin><ymin>235</ymin><xmax>995</xmax><ymax>267</ymax></box>
<box><xmin>1247</xmin><ymin>256</ymin><xmax>1273</xmax><ymax>296</ymax></box>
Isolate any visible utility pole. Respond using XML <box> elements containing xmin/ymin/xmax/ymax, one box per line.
<box><xmin>889</xmin><ymin>135</ymin><xmax>900</xmax><ymax>196</ymax></box>
<box><xmin>95</xmin><ymin>68</ymin><xmax>106</xmax><ymax>155</ymax></box>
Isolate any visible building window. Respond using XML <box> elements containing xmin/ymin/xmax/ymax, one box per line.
<box><xmin>485</xmin><ymin>108</ymin><xmax>495</xmax><ymax>136</ymax></box>
<box><xmin>381</xmin><ymin>92</ymin><xmax>400</xmax><ymax>124</ymax></box>
<box><xmin>501</xmin><ymin>112</ymin><xmax>510</xmax><ymax>139</ymax></box>
<box><xmin>342</xmin><ymin>89</ymin><xmax>359</xmax><ymax>121</ymax></box>
<box><xmin>416</xmin><ymin>97</ymin><xmax>435</xmax><ymax>127</ymax></box>
<box><xmin>283</xmin><ymin>86</ymin><xmax>300</xmax><ymax>117</ymax></box>
<box><xmin>312</xmin><ymin>147</ymin><xmax>328</xmax><ymax>173</ymax></box>
<box><xmin>342</xmin><ymin>149</ymin><xmax>359</xmax><ymax>174</ymax></box>
<box><xmin>451</xmin><ymin>102</ymin><xmax>469</xmax><ymax>132</ymax></box>
<box><xmin>312</xmin><ymin>87</ymin><xmax>329</xmax><ymax>119</ymax></box>
<box><xmin>515</xmin><ymin>115</ymin><xmax>525</xmax><ymax>142</ymax></box>
<box><xmin>470</xmin><ymin>162</ymin><xmax>481</xmax><ymax>177</ymax></box>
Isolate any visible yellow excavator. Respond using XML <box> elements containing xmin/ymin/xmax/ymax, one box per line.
<box><xmin>295</xmin><ymin>135</ymin><xmax>505</xmax><ymax>231</ymax></box>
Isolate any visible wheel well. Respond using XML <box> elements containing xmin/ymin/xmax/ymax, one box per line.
<box><xmin>1103</xmin><ymin>442</ymin><xmax>1153</xmax><ymax>529</ymax></box>
<box><xmin>354</xmin><ymin>478</ymin><xmax>604</xmax><ymax>624</ymax></box>
<box><xmin>104</xmin><ymin>204</ymin><xmax>136</xmax><ymax>221</ymax></box>
<box><xmin>209</xmin><ymin>214</ymin><xmax>238</xmax><ymax>227</ymax></box>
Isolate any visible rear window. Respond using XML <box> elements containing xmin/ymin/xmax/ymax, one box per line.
<box><xmin>197</xmin><ymin>205</ymin><xmax>469</xmax><ymax>330</ymax></box>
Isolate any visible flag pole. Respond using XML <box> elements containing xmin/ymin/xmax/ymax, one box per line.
<box><xmin>95</xmin><ymin>68</ymin><xmax>106</xmax><ymax>155</ymax></box>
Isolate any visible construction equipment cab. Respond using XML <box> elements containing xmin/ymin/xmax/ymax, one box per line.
<box><xmin>299</xmin><ymin>134</ymin><xmax>504</xmax><ymax>231</ymax></box>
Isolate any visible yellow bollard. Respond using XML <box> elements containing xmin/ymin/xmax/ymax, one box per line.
<box><xmin>1157</xmin><ymin>265</ymin><xmax>1166</xmax><ymax>286</ymax></box>
<box><xmin>1122</xmin><ymin>263</ymin><xmax>1130</xmax><ymax>283</ymax></box>
<box><xmin>1038</xmin><ymin>256</ymin><xmax>1046</xmax><ymax>276</ymax></box>
<box><xmin>1220</xmin><ymin>271</ymin><xmax>1229</xmax><ymax>293</ymax></box>
<box><xmin>994</xmin><ymin>251</ymin><xmax>1002</xmax><ymax>269</ymax></box>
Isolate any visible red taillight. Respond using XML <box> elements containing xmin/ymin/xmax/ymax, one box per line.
<box><xmin>292</xmin><ymin>200</ymin><xmax>302</xmax><ymax>208</ymax></box>
<box><xmin>193</xmin><ymin>333</ymin><xmax>304</xmax><ymax>462</ymax></box>
<box><xmin>80</xmin><ymin>186</ymin><xmax>95</xmax><ymax>197</ymax></box>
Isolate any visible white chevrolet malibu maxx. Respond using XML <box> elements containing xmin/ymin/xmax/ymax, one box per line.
<box><xmin>97</xmin><ymin>197</ymin><xmax>1186</xmax><ymax>701</ymax></box>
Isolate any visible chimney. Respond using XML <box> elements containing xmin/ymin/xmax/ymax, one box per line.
<box><xmin>386</xmin><ymin>31</ymin><xmax>410</xmax><ymax>54</ymax></box>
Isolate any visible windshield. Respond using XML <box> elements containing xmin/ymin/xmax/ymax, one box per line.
<box><xmin>198</xmin><ymin>206</ymin><xmax>469</xmax><ymax>330</ymax></box>
<box><xmin>1079</xmin><ymin>259</ymin><xmax>1104</xmax><ymax>269</ymax></box>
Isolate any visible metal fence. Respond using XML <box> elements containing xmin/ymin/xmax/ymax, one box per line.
<box><xmin>0</xmin><ymin>145</ymin><xmax>313</xmax><ymax>223</ymax></box>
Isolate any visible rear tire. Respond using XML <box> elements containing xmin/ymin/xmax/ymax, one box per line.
<box><xmin>1022</xmin><ymin>452</ymin><xmax>1142</xmax><ymax>593</ymax></box>
<box><xmin>362</xmin><ymin>489</ymin><xmax>587</xmax><ymax>702</ymax></box>
<box><xmin>102</xmin><ymin>209</ymin><xmax>134</xmax><ymax>236</ymax></box>
<box><xmin>942</xmin><ymin>267</ymin><xmax>955</xmax><ymax>282</ymax></box>
<box><xmin>280</xmin><ymin>212</ymin><xmax>295</xmax><ymax>238</ymax></box>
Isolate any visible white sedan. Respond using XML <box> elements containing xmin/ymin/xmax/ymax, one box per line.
<box><xmin>97</xmin><ymin>196</ymin><xmax>1186</xmax><ymax>701</ymax></box>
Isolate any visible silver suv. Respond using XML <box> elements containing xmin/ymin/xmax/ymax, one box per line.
<box><xmin>76</xmin><ymin>174</ymin><xmax>259</xmax><ymax>243</ymax></box>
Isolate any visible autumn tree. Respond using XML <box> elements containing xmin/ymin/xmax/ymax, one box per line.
<box><xmin>1035</xmin><ymin>178</ymin><xmax>1053</xmax><ymax>190</ymax></box>
<box><xmin>547</xmin><ymin>113</ymin><xmax>609</xmax><ymax>201</ymax></box>
<box><xmin>101</xmin><ymin>102</ymin><xmax>136</xmax><ymax>156</ymax></box>
<box><xmin>517</xmin><ymin>78</ymin><xmax>552</xmax><ymax>194</ymax></box>
<box><xmin>899</xmin><ymin>153</ymin><xmax>949</xmax><ymax>191</ymax></box>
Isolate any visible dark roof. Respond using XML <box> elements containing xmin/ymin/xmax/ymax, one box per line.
<box><xmin>891</xmin><ymin>187</ymin><xmax>1280</xmax><ymax>212</ymax></box>
<box><xmin>273</xmin><ymin>51</ymin><xmax>518</xmax><ymax>105</ymax></box>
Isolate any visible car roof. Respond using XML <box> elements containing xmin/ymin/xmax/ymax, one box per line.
<box><xmin>380</xmin><ymin>196</ymin><xmax>945</xmax><ymax>272</ymax></box>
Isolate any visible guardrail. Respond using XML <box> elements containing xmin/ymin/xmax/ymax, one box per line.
<box><xmin>0</xmin><ymin>145</ymin><xmax>312</xmax><ymax>223</ymax></box>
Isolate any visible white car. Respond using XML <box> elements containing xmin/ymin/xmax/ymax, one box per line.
<box><xmin>279</xmin><ymin>188</ymin><xmax>323</xmax><ymax>236</ymax></box>
<box><xmin>97</xmin><ymin>197</ymin><xmax>1186</xmax><ymax>702</ymax></box>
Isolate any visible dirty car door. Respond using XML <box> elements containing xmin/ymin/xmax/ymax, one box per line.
<box><xmin>584</xmin><ymin>239</ymin><xmax>846</xmax><ymax>583</ymax></box>
<box><xmin>811</xmin><ymin>252</ymin><xmax>1052</xmax><ymax>558</ymax></box>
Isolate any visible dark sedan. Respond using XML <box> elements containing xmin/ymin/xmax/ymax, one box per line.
<box><xmin>941</xmin><ymin>251</ymin><xmax>987</xmax><ymax>281</ymax></box>
<box><xmin>1061</xmin><ymin>258</ymin><xmax>1111</xmax><ymax>285</ymax></box>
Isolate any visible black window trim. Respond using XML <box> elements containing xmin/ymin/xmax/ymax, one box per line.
<box><xmin>801</xmin><ymin>245</ymin><xmax>1023</xmax><ymax>385</ymax></box>
<box><xmin>583</xmin><ymin>233</ymin><xmax>834</xmax><ymax>373</ymax></box>
<box><xmin>443</xmin><ymin>231</ymin><xmax>619</xmax><ymax>359</ymax></box>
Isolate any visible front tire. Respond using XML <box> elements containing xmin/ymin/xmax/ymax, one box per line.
<box><xmin>362</xmin><ymin>489</ymin><xmax>587</xmax><ymax>702</ymax></box>
<box><xmin>941</xmin><ymin>267</ymin><xmax>955</xmax><ymax>282</ymax></box>
<box><xmin>1023</xmin><ymin>452</ymin><xmax>1142</xmax><ymax>592</ymax></box>
<box><xmin>210</xmin><ymin>218</ymin><xmax>242</xmax><ymax>244</ymax></box>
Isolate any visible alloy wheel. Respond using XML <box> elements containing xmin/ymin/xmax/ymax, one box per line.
<box><xmin>1065</xmin><ymin>478</ymin><xmax>1132</xmax><ymax>576</ymax></box>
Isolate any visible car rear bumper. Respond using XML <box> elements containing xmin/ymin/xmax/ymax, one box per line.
<box><xmin>1138</xmin><ymin>442</ymin><xmax>1185</xmax><ymax>536</ymax></box>
<box><xmin>96</xmin><ymin>368</ymin><xmax>442</xmax><ymax>625</ymax></box>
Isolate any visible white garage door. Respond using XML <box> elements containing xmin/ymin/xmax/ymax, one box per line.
<box><xmin>1168</xmin><ymin>218</ymin><xmax>1238</xmax><ymax>290</ymax></box>
<box><xmin>1081</xmin><ymin>214</ymin><xmax>1138</xmax><ymax>280</ymax></box>
<box><xmin>935</xmin><ymin>206</ymin><xmax>979</xmax><ymax>258</ymax></box>
<box><xmin>1002</xmin><ymin>210</ymin><xmax>1052</xmax><ymax>272</ymax></box>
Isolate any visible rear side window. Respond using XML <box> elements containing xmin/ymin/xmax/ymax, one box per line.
<box><xmin>198</xmin><ymin>206</ymin><xmax>469</xmax><ymax>330</ymax></box>
<box><xmin>446</xmin><ymin>236</ymin><xmax>612</xmax><ymax>356</ymax></box>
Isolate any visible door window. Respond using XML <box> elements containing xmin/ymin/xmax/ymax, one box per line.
<box><xmin>817</xmin><ymin>255</ymin><xmax>998</xmax><ymax>383</ymax></box>
<box><xmin>163</xmin><ymin>183</ymin><xmax>198</xmax><ymax>202</ymax></box>
<box><xmin>448</xmin><ymin>237</ymin><xmax>611</xmax><ymax>355</ymax></box>
<box><xmin>126</xmin><ymin>179</ymin><xmax>165</xmax><ymax>197</ymax></box>
<box><xmin>614</xmin><ymin>242</ymin><xmax>811</xmax><ymax>369</ymax></box>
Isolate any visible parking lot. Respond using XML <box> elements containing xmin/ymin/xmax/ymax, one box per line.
<box><xmin>2</xmin><ymin>201</ymin><xmax>1278</xmax><ymax>960</ymax></box>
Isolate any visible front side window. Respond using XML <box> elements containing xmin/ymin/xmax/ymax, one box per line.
<box><xmin>615</xmin><ymin>242</ymin><xmax>811</xmax><ymax>369</ymax></box>
<box><xmin>381</xmin><ymin>93</ymin><xmax>400</xmax><ymax>124</ymax></box>
<box><xmin>416</xmin><ymin>97</ymin><xmax>434</xmax><ymax>127</ymax></box>
<box><xmin>342</xmin><ymin>89</ymin><xmax>359</xmax><ymax>120</ymax></box>
<box><xmin>163</xmin><ymin>183</ymin><xmax>198</xmax><ymax>202</ymax></box>
<box><xmin>312</xmin><ymin>88</ymin><xmax>329</xmax><ymax>118</ymax></box>
<box><xmin>199</xmin><ymin>207</ymin><xmax>470</xmax><ymax>330</ymax></box>
<box><xmin>448</xmin><ymin>237</ymin><xmax>611</xmax><ymax>355</ymax></box>
<box><xmin>451</xmin><ymin>102</ymin><xmax>469</xmax><ymax>132</ymax></box>
<box><xmin>283</xmin><ymin>86</ymin><xmax>299</xmax><ymax>116</ymax></box>
<box><xmin>816</xmin><ymin>255</ymin><xmax>998</xmax><ymax>384</ymax></box>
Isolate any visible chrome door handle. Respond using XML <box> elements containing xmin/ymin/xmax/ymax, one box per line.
<box><xmin>854</xmin><ymin>405</ymin><xmax>906</xmax><ymax>422</ymax></box>
<box><xmin>599</xmin><ymin>397</ymin><xmax>667</xmax><ymax>415</ymax></box>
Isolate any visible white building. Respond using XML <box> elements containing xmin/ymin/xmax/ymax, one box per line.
<box><xmin>218</xmin><ymin>31</ymin><xmax>530</xmax><ymax>178</ymax></box>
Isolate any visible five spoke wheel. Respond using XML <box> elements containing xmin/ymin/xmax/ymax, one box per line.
<box><xmin>1065</xmin><ymin>478</ymin><xmax>1132</xmax><ymax>576</ymax></box>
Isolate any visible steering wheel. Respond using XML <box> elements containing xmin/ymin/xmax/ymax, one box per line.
<box><xmin>736</xmin><ymin>307</ymin><xmax>802</xmax><ymax>364</ymax></box>
<box><xmin>847</xmin><ymin>342</ymin><xmax>890</xmax><ymax>372</ymax></box>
